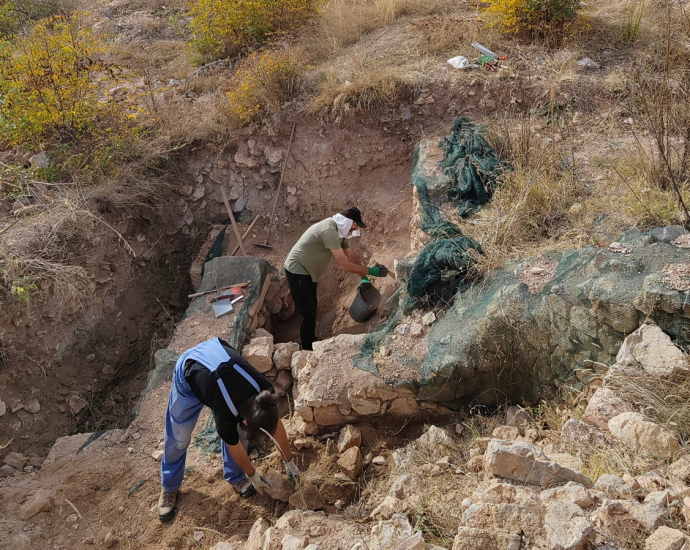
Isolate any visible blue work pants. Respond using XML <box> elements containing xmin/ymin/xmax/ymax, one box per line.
<box><xmin>160</xmin><ymin>366</ymin><xmax>247</xmax><ymax>492</ymax></box>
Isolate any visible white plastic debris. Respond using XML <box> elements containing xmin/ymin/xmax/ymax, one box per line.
<box><xmin>447</xmin><ymin>56</ymin><xmax>478</xmax><ymax>70</ymax></box>
<box><xmin>471</xmin><ymin>42</ymin><xmax>498</xmax><ymax>59</ymax></box>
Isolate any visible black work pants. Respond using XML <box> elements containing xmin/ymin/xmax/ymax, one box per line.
<box><xmin>285</xmin><ymin>269</ymin><xmax>317</xmax><ymax>350</ymax></box>
<box><xmin>285</xmin><ymin>270</ymin><xmax>318</xmax><ymax>351</ymax></box>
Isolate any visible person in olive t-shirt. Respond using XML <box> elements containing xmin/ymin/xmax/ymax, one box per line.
<box><xmin>284</xmin><ymin>206</ymin><xmax>389</xmax><ymax>350</ymax></box>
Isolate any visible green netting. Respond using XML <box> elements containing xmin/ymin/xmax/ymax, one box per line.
<box><xmin>194</xmin><ymin>416</ymin><xmax>221</xmax><ymax>454</ymax></box>
<box><xmin>407</xmin><ymin>116</ymin><xmax>501</xmax><ymax>302</ymax></box>
<box><xmin>438</xmin><ymin>116</ymin><xmax>504</xmax><ymax>218</ymax></box>
<box><xmin>353</xmin><ymin>116</ymin><xmax>502</xmax><ymax>379</ymax></box>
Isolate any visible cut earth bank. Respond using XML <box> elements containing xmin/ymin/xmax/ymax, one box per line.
<box><xmin>0</xmin><ymin>120</ymin><xmax>412</xmax><ymax>460</ymax></box>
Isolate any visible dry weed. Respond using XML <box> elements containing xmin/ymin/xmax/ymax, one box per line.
<box><xmin>308</xmin><ymin>65</ymin><xmax>419</xmax><ymax>118</ymax></box>
<box><xmin>307</xmin><ymin>0</ymin><xmax>450</xmax><ymax>58</ymax></box>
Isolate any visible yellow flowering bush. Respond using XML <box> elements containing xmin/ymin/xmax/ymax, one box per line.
<box><xmin>483</xmin><ymin>0</ymin><xmax>582</xmax><ymax>41</ymax></box>
<box><xmin>0</xmin><ymin>12</ymin><xmax>125</xmax><ymax>147</ymax></box>
<box><xmin>188</xmin><ymin>0</ymin><xmax>316</xmax><ymax>63</ymax></box>
<box><xmin>227</xmin><ymin>48</ymin><xmax>306</xmax><ymax>123</ymax></box>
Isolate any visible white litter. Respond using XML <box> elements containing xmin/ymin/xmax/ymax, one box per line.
<box><xmin>471</xmin><ymin>42</ymin><xmax>498</xmax><ymax>59</ymax></box>
<box><xmin>447</xmin><ymin>56</ymin><xmax>478</xmax><ymax>70</ymax></box>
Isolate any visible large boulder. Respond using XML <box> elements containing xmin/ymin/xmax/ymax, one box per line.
<box><xmin>293</xmin><ymin>334</ymin><xmax>414</xmax><ymax>426</ymax></box>
<box><xmin>616</xmin><ymin>324</ymin><xmax>689</xmax><ymax>377</ymax></box>
<box><xmin>608</xmin><ymin>412</ymin><xmax>682</xmax><ymax>459</ymax></box>
<box><xmin>483</xmin><ymin>439</ymin><xmax>593</xmax><ymax>488</ymax></box>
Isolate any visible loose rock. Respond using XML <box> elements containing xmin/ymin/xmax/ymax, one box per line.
<box><xmin>338</xmin><ymin>446</ymin><xmax>363</xmax><ymax>479</ymax></box>
<box><xmin>68</xmin><ymin>395</ymin><xmax>87</xmax><ymax>415</ymax></box>
<box><xmin>608</xmin><ymin>412</ymin><xmax>681</xmax><ymax>459</ymax></box>
<box><xmin>545</xmin><ymin>501</ymin><xmax>593</xmax><ymax>550</ymax></box>
<box><xmin>506</xmin><ymin>406</ymin><xmax>532</xmax><ymax>427</ymax></box>
<box><xmin>289</xmin><ymin>484</ymin><xmax>324</xmax><ymax>510</ymax></box>
<box><xmin>561</xmin><ymin>418</ymin><xmax>605</xmax><ymax>446</ymax></box>
<box><xmin>273</xmin><ymin>342</ymin><xmax>300</xmax><ymax>370</ymax></box>
<box><xmin>264</xmin><ymin>470</ymin><xmax>293</xmax><ymax>502</ymax></box>
<box><xmin>581</xmin><ymin>387</ymin><xmax>631</xmax><ymax>430</ymax></box>
<box><xmin>291</xmin><ymin>351</ymin><xmax>311</xmax><ymax>379</ymax></box>
<box><xmin>338</xmin><ymin>425</ymin><xmax>362</xmax><ymax>453</ymax></box>
<box><xmin>370</xmin><ymin>514</ymin><xmax>415</xmax><ymax>550</ymax></box>
<box><xmin>388</xmin><ymin>476</ymin><xmax>421</xmax><ymax>503</ymax></box>
<box><xmin>369</xmin><ymin>496</ymin><xmax>410</xmax><ymax>520</ymax></box>
<box><xmin>484</xmin><ymin>439</ymin><xmax>593</xmax><ymax>488</ymax></box>
<box><xmin>19</xmin><ymin>489</ymin><xmax>54</xmax><ymax>520</ymax></box>
<box><xmin>595</xmin><ymin>474</ymin><xmax>637</xmax><ymax>500</ymax></box>
<box><xmin>540</xmin><ymin>482</ymin><xmax>593</xmax><ymax>508</ymax></box>
<box><xmin>616</xmin><ymin>324</ymin><xmax>689</xmax><ymax>377</ymax></box>
<box><xmin>4</xmin><ymin>451</ymin><xmax>26</xmax><ymax>470</ymax></box>
<box><xmin>492</xmin><ymin>426</ymin><xmax>520</xmax><ymax>440</ymax></box>
<box><xmin>243</xmin><ymin>336</ymin><xmax>275</xmax><ymax>373</ymax></box>
<box><xmin>645</xmin><ymin>526</ymin><xmax>690</xmax><ymax>550</ymax></box>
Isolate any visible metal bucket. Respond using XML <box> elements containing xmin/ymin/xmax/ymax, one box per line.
<box><xmin>349</xmin><ymin>285</ymin><xmax>382</xmax><ymax>323</ymax></box>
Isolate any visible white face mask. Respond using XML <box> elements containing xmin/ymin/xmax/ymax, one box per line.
<box><xmin>348</xmin><ymin>229</ymin><xmax>361</xmax><ymax>238</ymax></box>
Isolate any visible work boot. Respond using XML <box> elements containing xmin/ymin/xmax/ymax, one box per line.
<box><xmin>157</xmin><ymin>488</ymin><xmax>177</xmax><ymax>522</ymax></box>
<box><xmin>233</xmin><ymin>478</ymin><xmax>257</xmax><ymax>499</ymax></box>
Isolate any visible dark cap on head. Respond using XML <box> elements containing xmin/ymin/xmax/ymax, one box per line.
<box><xmin>341</xmin><ymin>206</ymin><xmax>366</xmax><ymax>228</ymax></box>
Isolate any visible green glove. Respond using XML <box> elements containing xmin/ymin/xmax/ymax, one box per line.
<box><xmin>361</xmin><ymin>276</ymin><xmax>371</xmax><ymax>284</ymax></box>
<box><xmin>368</xmin><ymin>265</ymin><xmax>389</xmax><ymax>277</ymax></box>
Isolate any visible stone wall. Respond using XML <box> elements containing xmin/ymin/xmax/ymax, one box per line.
<box><xmin>292</xmin><ymin>334</ymin><xmax>447</xmax><ymax>433</ymax></box>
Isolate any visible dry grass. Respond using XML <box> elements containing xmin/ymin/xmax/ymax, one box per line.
<box><xmin>308</xmin><ymin>65</ymin><xmax>420</xmax><ymax>118</ymax></box>
<box><xmin>306</xmin><ymin>0</ymin><xmax>452</xmax><ymax>59</ymax></box>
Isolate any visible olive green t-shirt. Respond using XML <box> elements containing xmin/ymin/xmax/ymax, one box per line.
<box><xmin>284</xmin><ymin>218</ymin><xmax>350</xmax><ymax>282</ymax></box>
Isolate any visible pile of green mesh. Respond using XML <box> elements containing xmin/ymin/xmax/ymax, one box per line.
<box><xmin>353</xmin><ymin>116</ymin><xmax>502</xmax><ymax>376</ymax></box>
<box><xmin>194</xmin><ymin>417</ymin><xmax>222</xmax><ymax>454</ymax></box>
<box><xmin>406</xmin><ymin>116</ymin><xmax>501</xmax><ymax>303</ymax></box>
<box><xmin>438</xmin><ymin>116</ymin><xmax>503</xmax><ymax>218</ymax></box>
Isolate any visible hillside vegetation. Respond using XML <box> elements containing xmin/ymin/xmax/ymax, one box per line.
<box><xmin>0</xmin><ymin>0</ymin><xmax>689</xmax><ymax>354</ymax></box>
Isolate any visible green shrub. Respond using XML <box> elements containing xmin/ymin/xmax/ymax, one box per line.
<box><xmin>227</xmin><ymin>47</ymin><xmax>306</xmax><ymax>123</ymax></box>
<box><xmin>483</xmin><ymin>0</ymin><xmax>582</xmax><ymax>41</ymax></box>
<box><xmin>188</xmin><ymin>0</ymin><xmax>317</xmax><ymax>63</ymax></box>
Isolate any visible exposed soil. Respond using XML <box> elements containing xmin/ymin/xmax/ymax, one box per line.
<box><xmin>0</xmin><ymin>114</ymin><xmax>419</xmax><ymax>466</ymax></box>
<box><xmin>0</xmin><ymin>378</ymin><xmax>444</xmax><ymax>550</ymax></box>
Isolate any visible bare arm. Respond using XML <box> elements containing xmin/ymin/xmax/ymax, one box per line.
<box><xmin>343</xmin><ymin>246</ymin><xmax>362</xmax><ymax>266</ymax></box>
<box><xmin>227</xmin><ymin>442</ymin><xmax>256</xmax><ymax>476</ymax></box>
<box><xmin>272</xmin><ymin>419</ymin><xmax>292</xmax><ymax>461</ymax></box>
<box><xmin>331</xmin><ymin>248</ymin><xmax>368</xmax><ymax>276</ymax></box>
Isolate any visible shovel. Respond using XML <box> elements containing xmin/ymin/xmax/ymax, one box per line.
<box><xmin>256</xmin><ymin>123</ymin><xmax>296</xmax><ymax>250</ymax></box>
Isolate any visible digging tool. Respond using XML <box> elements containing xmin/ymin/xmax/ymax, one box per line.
<box><xmin>230</xmin><ymin>215</ymin><xmax>262</xmax><ymax>256</ymax></box>
<box><xmin>257</xmin><ymin>123</ymin><xmax>296</xmax><ymax>250</ymax></box>
<box><xmin>188</xmin><ymin>281</ymin><xmax>250</xmax><ymax>299</ymax></box>
<box><xmin>220</xmin><ymin>186</ymin><xmax>247</xmax><ymax>256</ymax></box>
